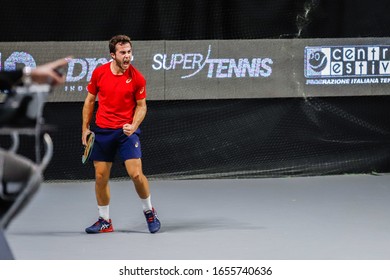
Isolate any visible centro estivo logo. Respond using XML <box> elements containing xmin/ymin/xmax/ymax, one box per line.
<box><xmin>304</xmin><ymin>45</ymin><xmax>390</xmax><ymax>85</ymax></box>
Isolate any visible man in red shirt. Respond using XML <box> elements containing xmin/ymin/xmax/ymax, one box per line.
<box><xmin>82</xmin><ymin>35</ymin><xmax>160</xmax><ymax>234</ymax></box>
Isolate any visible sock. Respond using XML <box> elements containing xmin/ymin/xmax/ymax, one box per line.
<box><xmin>141</xmin><ymin>195</ymin><xmax>153</xmax><ymax>212</ymax></box>
<box><xmin>98</xmin><ymin>205</ymin><xmax>110</xmax><ymax>221</ymax></box>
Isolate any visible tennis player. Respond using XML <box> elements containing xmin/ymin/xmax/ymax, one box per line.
<box><xmin>82</xmin><ymin>35</ymin><xmax>160</xmax><ymax>234</ymax></box>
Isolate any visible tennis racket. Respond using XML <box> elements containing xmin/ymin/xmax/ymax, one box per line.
<box><xmin>82</xmin><ymin>132</ymin><xmax>95</xmax><ymax>164</ymax></box>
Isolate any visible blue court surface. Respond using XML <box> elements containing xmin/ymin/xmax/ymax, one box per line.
<box><xmin>4</xmin><ymin>174</ymin><xmax>390</xmax><ymax>260</ymax></box>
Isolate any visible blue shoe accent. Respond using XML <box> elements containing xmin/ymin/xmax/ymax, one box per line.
<box><xmin>144</xmin><ymin>208</ymin><xmax>161</xmax><ymax>233</ymax></box>
<box><xmin>85</xmin><ymin>217</ymin><xmax>114</xmax><ymax>234</ymax></box>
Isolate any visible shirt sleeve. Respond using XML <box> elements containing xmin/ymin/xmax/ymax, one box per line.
<box><xmin>135</xmin><ymin>85</ymin><xmax>146</xmax><ymax>100</ymax></box>
<box><xmin>135</xmin><ymin>75</ymin><xmax>147</xmax><ymax>100</ymax></box>
<box><xmin>86</xmin><ymin>69</ymin><xmax>98</xmax><ymax>95</ymax></box>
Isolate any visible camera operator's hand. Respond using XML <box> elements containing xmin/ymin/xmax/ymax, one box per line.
<box><xmin>28</xmin><ymin>57</ymin><xmax>72</xmax><ymax>86</ymax></box>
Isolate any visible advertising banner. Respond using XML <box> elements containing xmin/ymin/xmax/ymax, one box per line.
<box><xmin>1</xmin><ymin>38</ymin><xmax>390</xmax><ymax>101</ymax></box>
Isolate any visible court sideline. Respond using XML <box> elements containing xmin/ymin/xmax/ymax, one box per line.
<box><xmin>4</xmin><ymin>174</ymin><xmax>390</xmax><ymax>260</ymax></box>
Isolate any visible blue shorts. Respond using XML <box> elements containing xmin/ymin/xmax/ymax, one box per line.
<box><xmin>89</xmin><ymin>126</ymin><xmax>142</xmax><ymax>162</ymax></box>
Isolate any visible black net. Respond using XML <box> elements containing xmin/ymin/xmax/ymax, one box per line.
<box><xmin>1</xmin><ymin>0</ymin><xmax>390</xmax><ymax>181</ymax></box>
<box><xmin>1</xmin><ymin>96</ymin><xmax>385</xmax><ymax>181</ymax></box>
<box><xmin>2</xmin><ymin>1</ymin><xmax>390</xmax><ymax>42</ymax></box>
<box><xmin>1</xmin><ymin>1</ymin><xmax>305</xmax><ymax>41</ymax></box>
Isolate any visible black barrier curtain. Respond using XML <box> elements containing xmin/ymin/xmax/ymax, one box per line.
<box><xmin>33</xmin><ymin>97</ymin><xmax>389</xmax><ymax>180</ymax></box>
<box><xmin>2</xmin><ymin>0</ymin><xmax>389</xmax><ymax>42</ymax></box>
<box><xmin>2</xmin><ymin>1</ymin><xmax>390</xmax><ymax>180</ymax></box>
<box><xmin>301</xmin><ymin>0</ymin><xmax>390</xmax><ymax>38</ymax></box>
<box><xmin>1</xmin><ymin>0</ymin><xmax>303</xmax><ymax>41</ymax></box>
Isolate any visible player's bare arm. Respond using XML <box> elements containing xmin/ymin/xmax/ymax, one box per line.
<box><xmin>123</xmin><ymin>98</ymin><xmax>147</xmax><ymax>136</ymax></box>
<box><xmin>82</xmin><ymin>93</ymin><xmax>96</xmax><ymax>145</ymax></box>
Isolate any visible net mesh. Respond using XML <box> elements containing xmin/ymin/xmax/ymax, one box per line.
<box><xmin>1</xmin><ymin>1</ymin><xmax>306</xmax><ymax>41</ymax></box>
<box><xmin>2</xmin><ymin>1</ymin><xmax>389</xmax><ymax>41</ymax></box>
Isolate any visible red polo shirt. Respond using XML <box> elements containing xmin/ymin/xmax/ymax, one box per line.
<box><xmin>87</xmin><ymin>62</ymin><xmax>146</xmax><ymax>129</ymax></box>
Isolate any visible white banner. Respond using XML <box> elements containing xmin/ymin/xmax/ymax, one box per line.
<box><xmin>1</xmin><ymin>38</ymin><xmax>390</xmax><ymax>101</ymax></box>
<box><xmin>1</xmin><ymin>260</ymin><xmax>390</xmax><ymax>280</ymax></box>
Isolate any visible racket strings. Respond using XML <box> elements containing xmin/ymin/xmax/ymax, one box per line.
<box><xmin>82</xmin><ymin>133</ymin><xmax>95</xmax><ymax>164</ymax></box>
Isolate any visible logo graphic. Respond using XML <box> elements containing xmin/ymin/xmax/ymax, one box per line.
<box><xmin>304</xmin><ymin>47</ymin><xmax>332</xmax><ymax>78</ymax></box>
<box><xmin>152</xmin><ymin>45</ymin><xmax>273</xmax><ymax>79</ymax></box>
<box><xmin>308</xmin><ymin>50</ymin><xmax>328</xmax><ymax>73</ymax></box>
<box><xmin>100</xmin><ymin>222</ymin><xmax>110</xmax><ymax>230</ymax></box>
<box><xmin>305</xmin><ymin>45</ymin><xmax>390</xmax><ymax>85</ymax></box>
<box><xmin>126</xmin><ymin>78</ymin><xmax>132</xmax><ymax>83</ymax></box>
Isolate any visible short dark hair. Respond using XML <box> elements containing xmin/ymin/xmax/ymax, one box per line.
<box><xmin>109</xmin><ymin>35</ymin><xmax>132</xmax><ymax>54</ymax></box>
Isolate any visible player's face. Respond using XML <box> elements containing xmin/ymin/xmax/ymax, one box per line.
<box><xmin>112</xmin><ymin>42</ymin><xmax>132</xmax><ymax>72</ymax></box>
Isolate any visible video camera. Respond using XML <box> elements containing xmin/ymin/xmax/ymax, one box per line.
<box><xmin>0</xmin><ymin>83</ymin><xmax>54</xmax><ymax>229</ymax></box>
